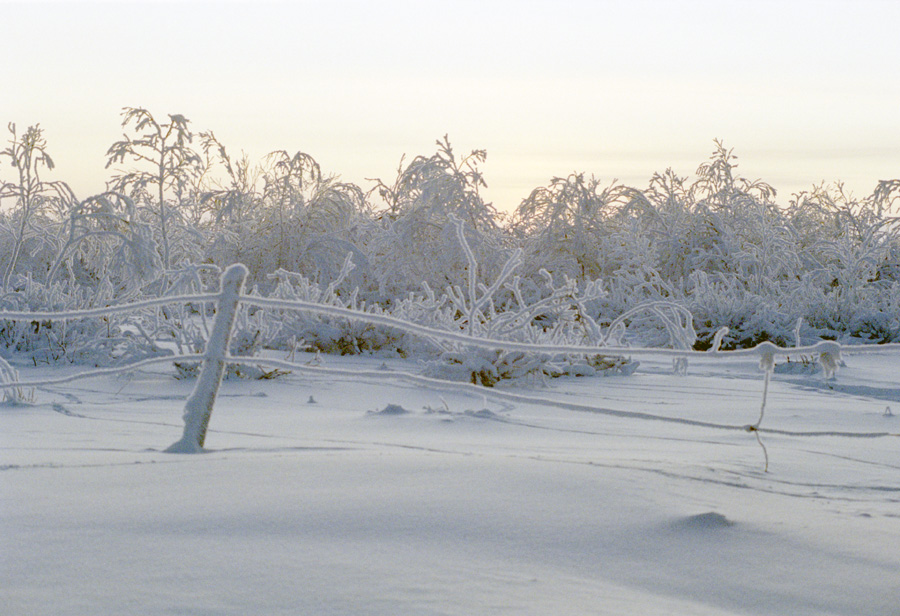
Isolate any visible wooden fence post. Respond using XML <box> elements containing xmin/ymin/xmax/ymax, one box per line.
<box><xmin>166</xmin><ymin>263</ymin><xmax>248</xmax><ymax>453</ymax></box>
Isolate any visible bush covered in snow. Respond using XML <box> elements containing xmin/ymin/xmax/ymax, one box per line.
<box><xmin>1</xmin><ymin>111</ymin><xmax>899</xmax><ymax>375</ymax></box>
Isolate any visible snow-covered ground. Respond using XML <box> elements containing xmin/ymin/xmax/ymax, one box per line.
<box><xmin>3</xmin><ymin>351</ymin><xmax>899</xmax><ymax>615</ymax></box>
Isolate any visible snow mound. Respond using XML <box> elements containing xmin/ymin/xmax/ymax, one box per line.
<box><xmin>368</xmin><ymin>403</ymin><xmax>411</xmax><ymax>416</ymax></box>
<box><xmin>671</xmin><ymin>512</ymin><xmax>734</xmax><ymax>531</ymax></box>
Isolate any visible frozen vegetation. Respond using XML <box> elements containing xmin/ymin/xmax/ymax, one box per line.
<box><xmin>1</xmin><ymin>109</ymin><xmax>898</xmax><ymax>371</ymax></box>
<box><xmin>1</xmin><ymin>108</ymin><xmax>899</xmax><ymax>614</ymax></box>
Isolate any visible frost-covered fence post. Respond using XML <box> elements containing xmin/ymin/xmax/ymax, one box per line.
<box><xmin>818</xmin><ymin>340</ymin><xmax>842</xmax><ymax>380</ymax></box>
<box><xmin>165</xmin><ymin>263</ymin><xmax>248</xmax><ymax>453</ymax></box>
<box><xmin>745</xmin><ymin>341</ymin><xmax>777</xmax><ymax>472</ymax></box>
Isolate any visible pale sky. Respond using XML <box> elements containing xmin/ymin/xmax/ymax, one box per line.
<box><xmin>2</xmin><ymin>0</ymin><xmax>899</xmax><ymax>211</ymax></box>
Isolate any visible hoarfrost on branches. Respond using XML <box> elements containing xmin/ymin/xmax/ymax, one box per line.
<box><xmin>1</xmin><ymin>109</ymin><xmax>899</xmax><ymax>373</ymax></box>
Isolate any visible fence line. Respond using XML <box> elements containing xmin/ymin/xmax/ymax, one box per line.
<box><xmin>243</xmin><ymin>294</ymin><xmax>900</xmax><ymax>359</ymax></box>
<box><xmin>0</xmin><ymin>293</ymin><xmax>215</xmax><ymax>322</ymax></box>
<box><xmin>227</xmin><ymin>354</ymin><xmax>899</xmax><ymax>440</ymax></box>
<box><xmin>3</xmin><ymin>263</ymin><xmax>900</xmax><ymax>453</ymax></box>
<box><xmin>0</xmin><ymin>354</ymin><xmax>202</xmax><ymax>389</ymax></box>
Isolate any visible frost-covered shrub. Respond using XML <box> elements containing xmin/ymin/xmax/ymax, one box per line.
<box><xmin>501</xmin><ymin>143</ymin><xmax>900</xmax><ymax>350</ymax></box>
<box><xmin>780</xmin><ymin>182</ymin><xmax>900</xmax><ymax>341</ymax></box>
<box><xmin>0</xmin><ymin>355</ymin><xmax>33</xmax><ymax>403</ymax></box>
<box><xmin>365</xmin><ymin>136</ymin><xmax>510</xmax><ymax>299</ymax></box>
<box><xmin>798</xmin><ymin>277</ymin><xmax>900</xmax><ymax>343</ymax></box>
<box><xmin>0</xmin><ymin>277</ymin><xmax>168</xmax><ymax>366</ymax></box>
<box><xmin>416</xmin><ymin>219</ymin><xmax>644</xmax><ymax>385</ymax></box>
<box><xmin>200</xmin><ymin>146</ymin><xmax>372</xmax><ymax>293</ymax></box>
<box><xmin>48</xmin><ymin>192</ymin><xmax>163</xmax><ymax>294</ymax></box>
<box><xmin>238</xmin><ymin>257</ymin><xmax>406</xmax><ymax>357</ymax></box>
<box><xmin>106</xmin><ymin>107</ymin><xmax>204</xmax><ymax>270</ymax></box>
<box><xmin>257</xmin><ymin>151</ymin><xmax>366</xmax><ymax>279</ymax></box>
<box><xmin>0</xmin><ymin>216</ymin><xmax>57</xmax><ymax>285</ymax></box>
<box><xmin>4</xmin><ymin>107</ymin><xmax>900</xmax><ymax>364</ymax></box>
<box><xmin>509</xmin><ymin>173</ymin><xmax>647</xmax><ymax>281</ymax></box>
<box><xmin>0</xmin><ymin>123</ymin><xmax>75</xmax><ymax>289</ymax></box>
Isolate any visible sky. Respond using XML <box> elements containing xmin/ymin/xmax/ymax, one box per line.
<box><xmin>2</xmin><ymin>0</ymin><xmax>899</xmax><ymax>212</ymax></box>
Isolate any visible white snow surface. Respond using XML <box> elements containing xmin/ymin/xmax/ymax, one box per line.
<box><xmin>3</xmin><ymin>352</ymin><xmax>899</xmax><ymax>615</ymax></box>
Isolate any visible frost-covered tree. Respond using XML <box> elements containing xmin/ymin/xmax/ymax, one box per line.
<box><xmin>784</xmin><ymin>181</ymin><xmax>900</xmax><ymax>341</ymax></box>
<box><xmin>259</xmin><ymin>149</ymin><xmax>322</xmax><ymax>271</ymax></box>
<box><xmin>0</xmin><ymin>123</ymin><xmax>75</xmax><ymax>289</ymax></box>
<box><xmin>198</xmin><ymin>131</ymin><xmax>261</xmax><ymax>227</ymax></box>
<box><xmin>197</xmin><ymin>147</ymin><xmax>369</xmax><ymax>289</ymax></box>
<box><xmin>370</xmin><ymin>135</ymin><xmax>495</xmax><ymax>229</ymax></box>
<box><xmin>106</xmin><ymin>107</ymin><xmax>203</xmax><ymax>270</ymax></box>
<box><xmin>2</xmin><ymin>105</ymin><xmax>899</xmax><ymax>363</ymax></box>
<box><xmin>196</xmin><ymin>132</ymin><xmax>264</xmax><ymax>277</ymax></box>
<box><xmin>509</xmin><ymin>173</ymin><xmax>646</xmax><ymax>280</ymax></box>
<box><xmin>366</xmin><ymin>136</ymin><xmax>506</xmax><ymax>298</ymax></box>
<box><xmin>47</xmin><ymin>192</ymin><xmax>162</xmax><ymax>292</ymax></box>
<box><xmin>692</xmin><ymin>140</ymin><xmax>776</xmax><ymax>209</ymax></box>
<box><xmin>261</xmin><ymin>150</ymin><xmax>367</xmax><ymax>280</ymax></box>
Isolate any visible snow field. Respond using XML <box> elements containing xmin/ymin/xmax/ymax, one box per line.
<box><xmin>2</xmin><ymin>352</ymin><xmax>899</xmax><ymax>615</ymax></box>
